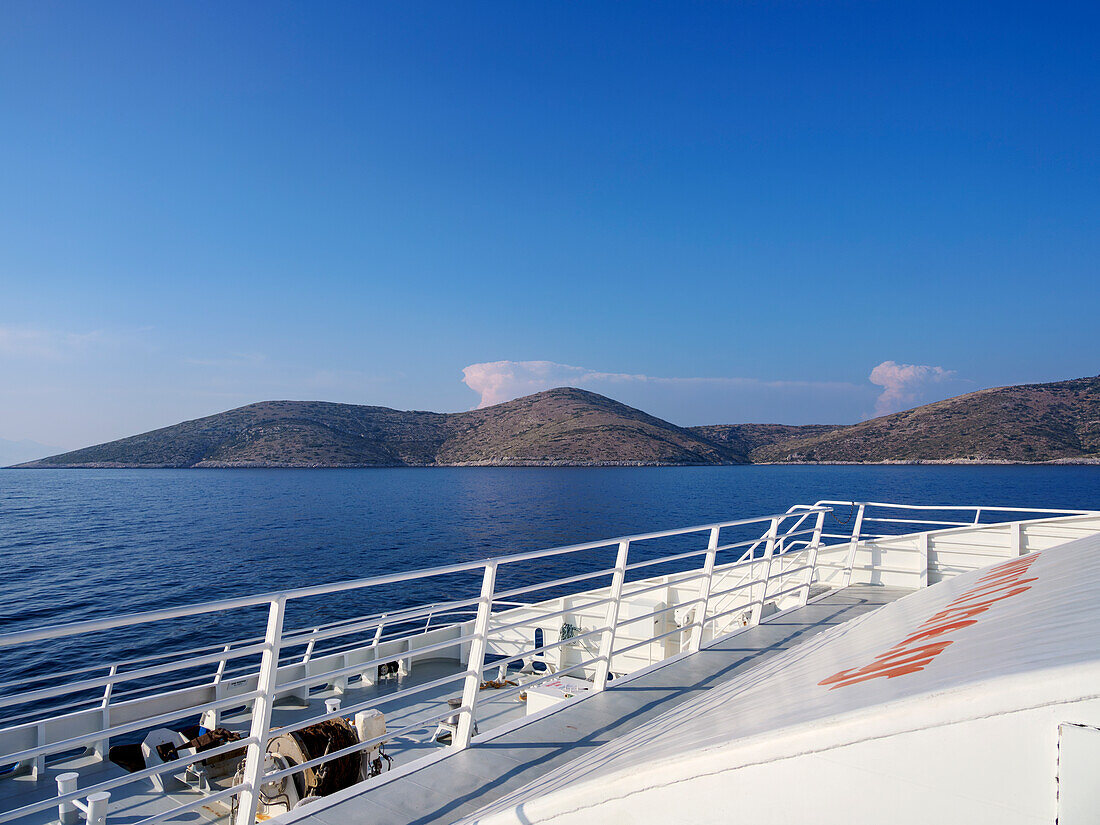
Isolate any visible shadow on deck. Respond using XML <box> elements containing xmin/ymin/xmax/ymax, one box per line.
<box><xmin>286</xmin><ymin>584</ymin><xmax>911</xmax><ymax>825</ymax></box>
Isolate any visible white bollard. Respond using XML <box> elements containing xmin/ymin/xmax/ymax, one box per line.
<box><xmin>85</xmin><ymin>792</ymin><xmax>110</xmax><ymax>825</ymax></box>
<box><xmin>56</xmin><ymin>773</ymin><xmax>79</xmax><ymax>825</ymax></box>
<box><xmin>325</xmin><ymin>698</ymin><xmax>341</xmax><ymax>715</ymax></box>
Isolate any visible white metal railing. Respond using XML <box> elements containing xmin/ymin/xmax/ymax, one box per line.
<box><xmin>2</xmin><ymin>500</ymin><xmax>1096</xmax><ymax>825</ymax></box>
<box><xmin>804</xmin><ymin>501</ymin><xmax>1096</xmax><ymax>587</ymax></box>
<box><xmin>0</xmin><ymin>507</ymin><xmax>833</xmax><ymax>825</ymax></box>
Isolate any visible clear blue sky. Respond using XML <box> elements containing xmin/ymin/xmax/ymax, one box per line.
<box><xmin>1</xmin><ymin>1</ymin><xmax>1098</xmax><ymax>450</ymax></box>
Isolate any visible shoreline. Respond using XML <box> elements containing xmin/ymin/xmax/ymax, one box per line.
<box><xmin>8</xmin><ymin>458</ymin><xmax>1100</xmax><ymax>470</ymax></box>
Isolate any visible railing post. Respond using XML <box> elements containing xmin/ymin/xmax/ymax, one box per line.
<box><xmin>31</xmin><ymin>723</ymin><xmax>45</xmax><ymax>780</ymax></box>
<box><xmin>91</xmin><ymin>665</ymin><xmax>116</xmax><ymax>760</ymax></box>
<box><xmin>917</xmin><ymin>532</ymin><xmax>931</xmax><ymax>588</ymax></box>
<box><xmin>454</xmin><ymin>562</ymin><xmax>496</xmax><ymax>749</ymax></box>
<box><xmin>688</xmin><ymin>529</ymin><xmax>719</xmax><ymax>653</ymax></box>
<box><xmin>594</xmin><ymin>540</ymin><xmax>630</xmax><ymax>690</ymax></box>
<box><xmin>236</xmin><ymin>597</ymin><xmax>286</xmax><ymax>825</ymax></box>
<box><xmin>56</xmin><ymin>772</ymin><xmax>79</xmax><ymax>825</ymax></box>
<box><xmin>356</xmin><ymin>615</ymin><xmax>387</xmax><ymax>688</ymax></box>
<box><xmin>799</xmin><ymin>511</ymin><xmax>826</xmax><ymax>606</ymax></box>
<box><xmin>201</xmin><ymin>645</ymin><xmax>232</xmax><ymax>730</ymax></box>
<box><xmin>1009</xmin><ymin>520</ymin><xmax>1025</xmax><ymax>556</ymax></box>
<box><xmin>302</xmin><ymin>631</ymin><xmax>318</xmax><ymax>664</ymax></box>
<box><xmin>214</xmin><ymin>646</ymin><xmax>231</xmax><ymax>683</ymax></box>
<box><xmin>750</xmin><ymin>519</ymin><xmax>779</xmax><ymax>625</ymax></box>
<box><xmin>842</xmin><ymin>504</ymin><xmax>866</xmax><ymax>587</ymax></box>
<box><xmin>372</xmin><ymin>616</ymin><xmax>387</xmax><ymax>647</ymax></box>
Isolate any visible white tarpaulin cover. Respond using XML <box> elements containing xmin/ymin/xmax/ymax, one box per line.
<box><xmin>467</xmin><ymin>533</ymin><xmax>1100</xmax><ymax>823</ymax></box>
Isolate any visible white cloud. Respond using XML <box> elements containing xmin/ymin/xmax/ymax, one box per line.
<box><xmin>869</xmin><ymin>360</ymin><xmax>955</xmax><ymax>416</ymax></box>
<box><xmin>0</xmin><ymin>326</ymin><xmax>104</xmax><ymax>360</ymax></box>
<box><xmin>461</xmin><ymin>360</ymin><xmax>871</xmax><ymax>425</ymax></box>
<box><xmin>462</xmin><ymin>361</ymin><xmax>643</xmax><ymax>408</ymax></box>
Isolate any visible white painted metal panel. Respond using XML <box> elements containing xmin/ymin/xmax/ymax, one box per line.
<box><xmin>1058</xmin><ymin>723</ymin><xmax>1100</xmax><ymax>824</ymax></box>
<box><xmin>470</xmin><ymin>702</ymin><xmax>1100</xmax><ymax>825</ymax></box>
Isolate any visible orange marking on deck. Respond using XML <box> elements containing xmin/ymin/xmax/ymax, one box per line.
<box><xmin>819</xmin><ymin>552</ymin><xmax>1040</xmax><ymax>690</ymax></box>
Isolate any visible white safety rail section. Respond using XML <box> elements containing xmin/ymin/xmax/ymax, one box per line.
<box><xmin>0</xmin><ymin>507</ymin><xmax>836</xmax><ymax>825</ymax></box>
<box><xmin>465</xmin><ymin>530</ymin><xmax>1100</xmax><ymax>825</ymax></box>
<box><xmin>810</xmin><ymin>502</ymin><xmax>1100</xmax><ymax>588</ymax></box>
<box><xmin>0</xmin><ymin>501</ymin><xmax>1095</xmax><ymax>825</ymax></box>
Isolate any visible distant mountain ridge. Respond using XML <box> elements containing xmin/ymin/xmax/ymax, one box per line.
<box><xmin>15</xmin><ymin>388</ymin><xmax>746</xmax><ymax>468</ymax></box>
<box><xmin>13</xmin><ymin>375</ymin><xmax>1100</xmax><ymax>468</ymax></box>
<box><xmin>743</xmin><ymin>375</ymin><xmax>1100</xmax><ymax>463</ymax></box>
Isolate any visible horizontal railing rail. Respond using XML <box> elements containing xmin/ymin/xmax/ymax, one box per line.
<box><xmin>0</xmin><ymin>509</ymin><xmax>834</xmax><ymax>651</ymax></box>
<box><xmin>803</xmin><ymin>500</ymin><xmax>1098</xmax><ymax>587</ymax></box>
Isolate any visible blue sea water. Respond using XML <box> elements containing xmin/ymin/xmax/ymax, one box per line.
<box><xmin>1</xmin><ymin>466</ymin><xmax>1099</xmax><ymax>686</ymax></box>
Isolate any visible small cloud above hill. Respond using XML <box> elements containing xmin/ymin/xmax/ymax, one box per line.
<box><xmin>869</xmin><ymin>361</ymin><xmax>956</xmax><ymax>416</ymax></box>
<box><xmin>461</xmin><ymin>360</ymin><xmax>869</xmax><ymax>425</ymax></box>
<box><xmin>462</xmin><ymin>361</ymin><xmax>644</xmax><ymax>409</ymax></box>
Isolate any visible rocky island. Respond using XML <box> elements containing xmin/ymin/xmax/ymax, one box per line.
<box><xmin>13</xmin><ymin>376</ymin><xmax>1100</xmax><ymax>468</ymax></box>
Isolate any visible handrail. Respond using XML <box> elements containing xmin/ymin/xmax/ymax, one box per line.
<box><xmin>268</xmin><ymin>670</ymin><xmax>470</xmax><ymax>737</ymax></box>
<box><xmin>0</xmin><ymin>598</ymin><xmax>476</xmax><ymax>696</ymax></box>
<box><xmin>811</xmin><ymin>500</ymin><xmax>1093</xmax><ymax>514</ymax></box>
<box><xmin>0</xmin><ymin>508</ymin><xmax>829</xmax><ymax>650</ymax></box>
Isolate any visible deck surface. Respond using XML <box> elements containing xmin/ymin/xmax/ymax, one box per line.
<box><xmin>0</xmin><ymin>662</ymin><xmax>531</xmax><ymax>825</ymax></box>
<box><xmin>287</xmin><ymin>584</ymin><xmax>911</xmax><ymax>825</ymax></box>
